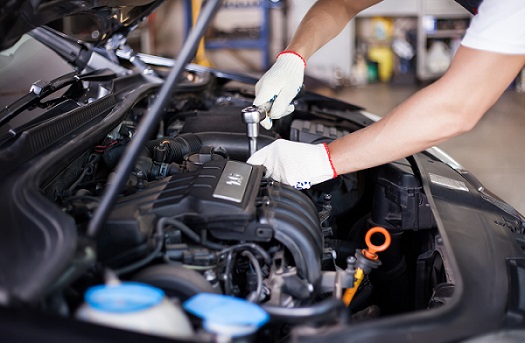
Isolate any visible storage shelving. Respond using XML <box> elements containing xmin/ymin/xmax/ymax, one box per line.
<box><xmin>417</xmin><ymin>12</ymin><xmax>471</xmax><ymax>81</ymax></box>
<box><xmin>185</xmin><ymin>0</ymin><xmax>283</xmax><ymax>70</ymax></box>
<box><xmin>353</xmin><ymin>0</ymin><xmax>471</xmax><ymax>83</ymax></box>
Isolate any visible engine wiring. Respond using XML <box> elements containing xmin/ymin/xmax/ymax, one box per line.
<box><xmin>242</xmin><ymin>250</ymin><xmax>264</xmax><ymax>303</ymax></box>
<box><xmin>141</xmin><ymin>216</ymin><xmax>271</xmax><ymax>302</ymax></box>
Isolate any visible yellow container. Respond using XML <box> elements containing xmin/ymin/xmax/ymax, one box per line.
<box><xmin>368</xmin><ymin>46</ymin><xmax>394</xmax><ymax>82</ymax></box>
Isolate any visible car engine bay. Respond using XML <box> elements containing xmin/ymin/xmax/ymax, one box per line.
<box><xmin>16</xmin><ymin>63</ymin><xmax>452</xmax><ymax>340</ymax></box>
<box><xmin>1</xmin><ymin>1</ymin><xmax>525</xmax><ymax>340</ymax></box>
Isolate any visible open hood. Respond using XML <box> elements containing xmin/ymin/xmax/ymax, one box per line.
<box><xmin>0</xmin><ymin>0</ymin><xmax>163</xmax><ymax>51</ymax></box>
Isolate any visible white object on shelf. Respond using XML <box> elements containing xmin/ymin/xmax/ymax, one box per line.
<box><xmin>426</xmin><ymin>41</ymin><xmax>452</xmax><ymax>74</ymax></box>
<box><xmin>417</xmin><ymin>0</ymin><xmax>471</xmax><ymax>80</ymax></box>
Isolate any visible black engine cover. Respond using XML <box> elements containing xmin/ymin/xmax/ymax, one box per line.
<box><xmin>151</xmin><ymin>159</ymin><xmax>270</xmax><ymax>240</ymax></box>
<box><xmin>100</xmin><ymin>159</ymin><xmax>265</xmax><ymax>264</ymax></box>
<box><xmin>102</xmin><ymin>157</ymin><xmax>323</xmax><ymax>285</ymax></box>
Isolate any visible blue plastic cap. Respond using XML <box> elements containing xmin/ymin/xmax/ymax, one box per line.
<box><xmin>85</xmin><ymin>282</ymin><xmax>164</xmax><ymax>313</ymax></box>
<box><xmin>183</xmin><ymin>293</ymin><xmax>269</xmax><ymax>336</ymax></box>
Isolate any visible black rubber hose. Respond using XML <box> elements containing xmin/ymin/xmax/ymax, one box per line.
<box><xmin>106</xmin><ymin>132</ymin><xmax>276</xmax><ymax>182</ymax></box>
<box><xmin>196</xmin><ymin>132</ymin><xmax>275</xmax><ymax>161</ymax></box>
<box><xmin>144</xmin><ymin>132</ymin><xmax>275</xmax><ymax>163</ymax></box>
<box><xmin>218</xmin><ymin>243</ymin><xmax>271</xmax><ymax>264</ymax></box>
<box><xmin>131</xmin><ymin>264</ymin><xmax>219</xmax><ymax>300</ymax></box>
<box><xmin>348</xmin><ymin>278</ymin><xmax>373</xmax><ymax>314</ymax></box>
<box><xmin>223</xmin><ymin>250</ymin><xmax>235</xmax><ymax>296</ymax></box>
<box><xmin>242</xmin><ymin>250</ymin><xmax>263</xmax><ymax>303</ymax></box>
<box><xmin>159</xmin><ymin>217</ymin><xmax>201</xmax><ymax>243</ymax></box>
<box><xmin>144</xmin><ymin>134</ymin><xmax>203</xmax><ymax>163</ymax></box>
<box><xmin>262</xmin><ymin>298</ymin><xmax>346</xmax><ymax>325</ymax></box>
<box><xmin>161</xmin><ymin>217</ymin><xmax>228</xmax><ymax>251</ymax></box>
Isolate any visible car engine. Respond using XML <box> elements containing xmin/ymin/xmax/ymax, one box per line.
<box><xmin>11</xmin><ymin>67</ymin><xmax>443</xmax><ymax>341</ymax></box>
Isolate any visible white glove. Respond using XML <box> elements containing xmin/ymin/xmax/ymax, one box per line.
<box><xmin>247</xmin><ymin>140</ymin><xmax>338</xmax><ymax>190</ymax></box>
<box><xmin>254</xmin><ymin>51</ymin><xmax>306</xmax><ymax>129</ymax></box>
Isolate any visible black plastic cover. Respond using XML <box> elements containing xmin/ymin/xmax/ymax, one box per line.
<box><xmin>102</xmin><ymin>159</ymin><xmax>265</xmax><ymax>264</ymax></box>
<box><xmin>371</xmin><ymin>160</ymin><xmax>435</xmax><ymax>231</ymax></box>
<box><xmin>103</xmin><ymin>157</ymin><xmax>324</xmax><ymax>285</ymax></box>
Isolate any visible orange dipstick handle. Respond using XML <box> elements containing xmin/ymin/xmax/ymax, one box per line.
<box><xmin>362</xmin><ymin>226</ymin><xmax>391</xmax><ymax>260</ymax></box>
<box><xmin>344</xmin><ymin>227</ymin><xmax>391</xmax><ymax>306</ymax></box>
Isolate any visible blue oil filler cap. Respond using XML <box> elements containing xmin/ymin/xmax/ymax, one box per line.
<box><xmin>85</xmin><ymin>282</ymin><xmax>164</xmax><ymax>313</ymax></box>
<box><xmin>183</xmin><ymin>293</ymin><xmax>269</xmax><ymax>337</ymax></box>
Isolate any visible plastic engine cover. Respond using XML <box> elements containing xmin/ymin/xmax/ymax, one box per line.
<box><xmin>102</xmin><ymin>158</ymin><xmax>323</xmax><ymax>285</ymax></box>
<box><xmin>151</xmin><ymin>159</ymin><xmax>269</xmax><ymax>240</ymax></box>
<box><xmin>102</xmin><ymin>159</ymin><xmax>265</xmax><ymax>261</ymax></box>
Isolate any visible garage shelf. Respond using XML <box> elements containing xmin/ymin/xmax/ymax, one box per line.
<box><xmin>185</xmin><ymin>0</ymin><xmax>282</xmax><ymax>70</ymax></box>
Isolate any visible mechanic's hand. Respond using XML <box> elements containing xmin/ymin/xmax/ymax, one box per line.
<box><xmin>254</xmin><ymin>51</ymin><xmax>306</xmax><ymax>129</ymax></box>
<box><xmin>247</xmin><ymin>140</ymin><xmax>338</xmax><ymax>190</ymax></box>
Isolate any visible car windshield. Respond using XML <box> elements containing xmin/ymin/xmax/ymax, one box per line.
<box><xmin>0</xmin><ymin>35</ymin><xmax>74</xmax><ymax>136</ymax></box>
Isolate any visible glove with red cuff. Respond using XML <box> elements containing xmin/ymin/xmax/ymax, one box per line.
<box><xmin>247</xmin><ymin>140</ymin><xmax>338</xmax><ymax>190</ymax></box>
<box><xmin>254</xmin><ymin>51</ymin><xmax>306</xmax><ymax>129</ymax></box>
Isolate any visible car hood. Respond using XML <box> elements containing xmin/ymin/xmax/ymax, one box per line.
<box><xmin>0</xmin><ymin>0</ymin><xmax>162</xmax><ymax>51</ymax></box>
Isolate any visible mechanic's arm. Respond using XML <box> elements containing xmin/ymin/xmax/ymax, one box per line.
<box><xmin>254</xmin><ymin>0</ymin><xmax>382</xmax><ymax>127</ymax></box>
<box><xmin>329</xmin><ymin>46</ymin><xmax>525</xmax><ymax>174</ymax></box>
<box><xmin>248</xmin><ymin>46</ymin><xmax>525</xmax><ymax>189</ymax></box>
<box><xmin>286</xmin><ymin>0</ymin><xmax>383</xmax><ymax>60</ymax></box>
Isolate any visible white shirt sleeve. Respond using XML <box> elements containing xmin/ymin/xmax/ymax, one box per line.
<box><xmin>461</xmin><ymin>0</ymin><xmax>525</xmax><ymax>54</ymax></box>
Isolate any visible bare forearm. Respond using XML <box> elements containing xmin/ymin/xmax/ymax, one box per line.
<box><xmin>329</xmin><ymin>46</ymin><xmax>525</xmax><ymax>174</ymax></box>
<box><xmin>287</xmin><ymin>0</ymin><xmax>382</xmax><ymax>60</ymax></box>
<box><xmin>329</xmin><ymin>85</ymin><xmax>467</xmax><ymax>174</ymax></box>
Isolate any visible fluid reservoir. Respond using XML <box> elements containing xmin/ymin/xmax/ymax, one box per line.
<box><xmin>75</xmin><ymin>282</ymin><xmax>193</xmax><ymax>339</ymax></box>
<box><xmin>184</xmin><ymin>293</ymin><xmax>269</xmax><ymax>340</ymax></box>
